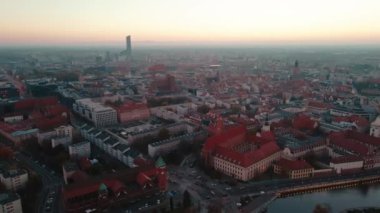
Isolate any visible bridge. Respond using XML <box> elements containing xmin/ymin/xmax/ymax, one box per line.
<box><xmin>277</xmin><ymin>175</ymin><xmax>380</xmax><ymax>197</ymax></box>
<box><xmin>241</xmin><ymin>174</ymin><xmax>380</xmax><ymax>213</ymax></box>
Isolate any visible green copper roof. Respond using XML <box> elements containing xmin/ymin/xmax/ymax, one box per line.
<box><xmin>155</xmin><ymin>156</ymin><xmax>166</xmax><ymax>168</ymax></box>
<box><xmin>99</xmin><ymin>183</ymin><xmax>107</xmax><ymax>191</ymax></box>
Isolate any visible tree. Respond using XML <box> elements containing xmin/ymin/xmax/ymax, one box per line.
<box><xmin>158</xmin><ymin>128</ymin><xmax>170</xmax><ymax>141</ymax></box>
<box><xmin>131</xmin><ymin>134</ymin><xmax>155</xmax><ymax>154</ymax></box>
<box><xmin>197</xmin><ymin>105</ymin><xmax>210</xmax><ymax>114</ymax></box>
<box><xmin>88</xmin><ymin>163</ymin><xmax>104</xmax><ymax>176</ymax></box>
<box><xmin>178</xmin><ymin>141</ymin><xmax>192</xmax><ymax>155</ymax></box>
<box><xmin>163</xmin><ymin>151</ymin><xmax>184</xmax><ymax>165</ymax></box>
<box><xmin>183</xmin><ymin>190</ymin><xmax>192</xmax><ymax>209</ymax></box>
<box><xmin>0</xmin><ymin>182</ymin><xmax>6</xmax><ymax>191</ymax></box>
<box><xmin>55</xmin><ymin>72</ymin><xmax>79</xmax><ymax>82</ymax></box>
<box><xmin>20</xmin><ymin>174</ymin><xmax>42</xmax><ymax>212</ymax></box>
<box><xmin>313</xmin><ymin>204</ymin><xmax>331</xmax><ymax>213</ymax></box>
<box><xmin>0</xmin><ymin>147</ymin><xmax>13</xmax><ymax>160</ymax></box>
<box><xmin>208</xmin><ymin>204</ymin><xmax>222</xmax><ymax>213</ymax></box>
<box><xmin>55</xmin><ymin>151</ymin><xmax>70</xmax><ymax>166</ymax></box>
<box><xmin>230</xmin><ymin>105</ymin><xmax>241</xmax><ymax>114</ymax></box>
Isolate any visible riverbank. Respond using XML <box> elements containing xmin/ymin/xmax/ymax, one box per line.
<box><xmin>267</xmin><ymin>183</ymin><xmax>380</xmax><ymax>213</ymax></box>
<box><xmin>341</xmin><ymin>207</ymin><xmax>380</xmax><ymax>213</ymax></box>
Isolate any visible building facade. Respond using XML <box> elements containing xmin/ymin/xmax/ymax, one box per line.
<box><xmin>0</xmin><ymin>169</ymin><xmax>28</xmax><ymax>191</ymax></box>
<box><xmin>114</xmin><ymin>102</ymin><xmax>150</xmax><ymax>123</ymax></box>
<box><xmin>329</xmin><ymin>156</ymin><xmax>364</xmax><ymax>174</ymax></box>
<box><xmin>274</xmin><ymin>158</ymin><xmax>314</xmax><ymax>179</ymax></box>
<box><xmin>73</xmin><ymin>99</ymin><xmax>118</xmax><ymax>127</ymax></box>
<box><xmin>202</xmin><ymin>125</ymin><xmax>281</xmax><ymax>181</ymax></box>
<box><xmin>370</xmin><ymin>116</ymin><xmax>380</xmax><ymax>138</ymax></box>
<box><xmin>0</xmin><ymin>193</ymin><xmax>23</xmax><ymax>213</ymax></box>
<box><xmin>69</xmin><ymin>141</ymin><xmax>91</xmax><ymax>159</ymax></box>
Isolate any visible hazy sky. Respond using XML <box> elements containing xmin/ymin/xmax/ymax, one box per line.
<box><xmin>1</xmin><ymin>0</ymin><xmax>380</xmax><ymax>46</ymax></box>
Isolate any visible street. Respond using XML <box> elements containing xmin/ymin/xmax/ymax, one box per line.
<box><xmin>15</xmin><ymin>152</ymin><xmax>64</xmax><ymax>213</ymax></box>
<box><xmin>167</xmin><ymin>153</ymin><xmax>380</xmax><ymax>212</ymax></box>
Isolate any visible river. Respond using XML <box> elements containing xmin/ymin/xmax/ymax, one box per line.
<box><xmin>267</xmin><ymin>184</ymin><xmax>380</xmax><ymax>213</ymax></box>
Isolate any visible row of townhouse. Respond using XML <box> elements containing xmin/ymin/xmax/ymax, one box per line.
<box><xmin>78</xmin><ymin>123</ymin><xmax>142</xmax><ymax>168</ymax></box>
<box><xmin>148</xmin><ymin>131</ymin><xmax>207</xmax><ymax>158</ymax></box>
<box><xmin>126</xmin><ymin>122</ymin><xmax>194</xmax><ymax>144</ymax></box>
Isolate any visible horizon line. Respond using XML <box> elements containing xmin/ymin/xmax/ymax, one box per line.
<box><xmin>2</xmin><ymin>40</ymin><xmax>380</xmax><ymax>49</ymax></box>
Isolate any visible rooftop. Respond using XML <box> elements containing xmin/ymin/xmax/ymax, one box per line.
<box><xmin>331</xmin><ymin>155</ymin><xmax>363</xmax><ymax>164</ymax></box>
<box><xmin>69</xmin><ymin>141</ymin><xmax>90</xmax><ymax>147</ymax></box>
<box><xmin>276</xmin><ymin>158</ymin><xmax>313</xmax><ymax>171</ymax></box>
<box><xmin>0</xmin><ymin>193</ymin><xmax>20</xmax><ymax>205</ymax></box>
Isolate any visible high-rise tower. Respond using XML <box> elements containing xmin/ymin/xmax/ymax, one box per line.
<box><xmin>293</xmin><ymin>60</ymin><xmax>300</xmax><ymax>75</ymax></box>
<box><xmin>126</xmin><ymin>35</ymin><xmax>132</xmax><ymax>56</ymax></box>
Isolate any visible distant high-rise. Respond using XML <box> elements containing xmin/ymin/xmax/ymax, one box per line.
<box><xmin>293</xmin><ymin>60</ymin><xmax>300</xmax><ymax>75</ymax></box>
<box><xmin>126</xmin><ymin>35</ymin><xmax>132</xmax><ymax>56</ymax></box>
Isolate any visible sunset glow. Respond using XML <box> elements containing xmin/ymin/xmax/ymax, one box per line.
<box><xmin>1</xmin><ymin>0</ymin><xmax>380</xmax><ymax>46</ymax></box>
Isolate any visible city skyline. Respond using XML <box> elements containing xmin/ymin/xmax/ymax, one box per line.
<box><xmin>1</xmin><ymin>0</ymin><xmax>380</xmax><ymax>47</ymax></box>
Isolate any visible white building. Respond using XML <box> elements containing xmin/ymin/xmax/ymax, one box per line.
<box><xmin>62</xmin><ymin>162</ymin><xmax>79</xmax><ymax>184</ymax></box>
<box><xmin>370</xmin><ymin>116</ymin><xmax>380</xmax><ymax>138</ymax></box>
<box><xmin>55</xmin><ymin>125</ymin><xmax>73</xmax><ymax>138</ymax></box>
<box><xmin>148</xmin><ymin>132</ymin><xmax>202</xmax><ymax>158</ymax></box>
<box><xmin>2</xmin><ymin>115</ymin><xmax>23</xmax><ymax>124</ymax></box>
<box><xmin>37</xmin><ymin>125</ymin><xmax>73</xmax><ymax>146</ymax></box>
<box><xmin>68</xmin><ymin>141</ymin><xmax>91</xmax><ymax>159</ymax></box>
<box><xmin>148</xmin><ymin>138</ymin><xmax>182</xmax><ymax>158</ymax></box>
<box><xmin>329</xmin><ymin>156</ymin><xmax>364</xmax><ymax>174</ymax></box>
<box><xmin>51</xmin><ymin>136</ymin><xmax>72</xmax><ymax>148</ymax></box>
<box><xmin>37</xmin><ymin>130</ymin><xmax>57</xmax><ymax>144</ymax></box>
<box><xmin>0</xmin><ymin>169</ymin><xmax>28</xmax><ymax>191</ymax></box>
<box><xmin>73</xmin><ymin>98</ymin><xmax>118</xmax><ymax>127</ymax></box>
<box><xmin>0</xmin><ymin>193</ymin><xmax>23</xmax><ymax>213</ymax></box>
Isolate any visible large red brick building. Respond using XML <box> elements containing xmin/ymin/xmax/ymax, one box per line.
<box><xmin>328</xmin><ymin>130</ymin><xmax>380</xmax><ymax>169</ymax></box>
<box><xmin>274</xmin><ymin>158</ymin><xmax>314</xmax><ymax>179</ymax></box>
<box><xmin>0</xmin><ymin>97</ymin><xmax>69</xmax><ymax>143</ymax></box>
<box><xmin>63</xmin><ymin>158</ymin><xmax>167</xmax><ymax>213</ymax></box>
<box><xmin>202</xmin><ymin>125</ymin><xmax>281</xmax><ymax>181</ymax></box>
<box><xmin>113</xmin><ymin>102</ymin><xmax>150</xmax><ymax>123</ymax></box>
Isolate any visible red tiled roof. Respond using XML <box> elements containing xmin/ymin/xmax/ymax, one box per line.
<box><xmin>214</xmin><ymin>141</ymin><xmax>280</xmax><ymax>167</ymax></box>
<box><xmin>293</xmin><ymin>114</ymin><xmax>318</xmax><ymax>131</ymax></box>
<box><xmin>330</xmin><ymin>137</ymin><xmax>369</xmax><ymax>156</ymax></box>
<box><xmin>39</xmin><ymin>97</ymin><xmax>59</xmax><ymax>106</ymax></box>
<box><xmin>136</xmin><ymin>172</ymin><xmax>151</xmax><ymax>186</ymax></box>
<box><xmin>64</xmin><ymin>181</ymin><xmax>101</xmax><ymax>199</ymax></box>
<box><xmin>79</xmin><ymin>158</ymin><xmax>92</xmax><ymax>170</ymax></box>
<box><xmin>68</xmin><ymin>171</ymin><xmax>89</xmax><ymax>183</ymax></box>
<box><xmin>333</xmin><ymin>115</ymin><xmax>369</xmax><ymax>127</ymax></box>
<box><xmin>329</xmin><ymin>131</ymin><xmax>346</xmax><ymax>141</ymax></box>
<box><xmin>276</xmin><ymin>158</ymin><xmax>313</xmax><ymax>171</ymax></box>
<box><xmin>148</xmin><ymin>64</ymin><xmax>167</xmax><ymax>72</ymax></box>
<box><xmin>64</xmin><ymin>178</ymin><xmax>126</xmax><ymax>199</ymax></box>
<box><xmin>0</xmin><ymin>121</ymin><xmax>31</xmax><ymax>133</ymax></box>
<box><xmin>347</xmin><ymin>131</ymin><xmax>380</xmax><ymax>147</ymax></box>
<box><xmin>1</xmin><ymin>112</ymin><xmax>24</xmax><ymax>119</ymax></box>
<box><xmin>114</xmin><ymin>102</ymin><xmax>149</xmax><ymax>112</ymax></box>
<box><xmin>44</xmin><ymin>105</ymin><xmax>69</xmax><ymax>117</ymax></box>
<box><xmin>230</xmin><ymin>117</ymin><xmax>259</xmax><ymax>126</ymax></box>
<box><xmin>34</xmin><ymin>115</ymin><xmax>68</xmax><ymax>131</ymax></box>
<box><xmin>202</xmin><ymin>125</ymin><xmax>246</xmax><ymax>154</ymax></box>
<box><xmin>331</xmin><ymin>155</ymin><xmax>363</xmax><ymax>164</ymax></box>
<box><xmin>308</xmin><ymin>101</ymin><xmax>331</xmax><ymax>109</ymax></box>
<box><xmin>134</xmin><ymin>157</ymin><xmax>152</xmax><ymax>167</ymax></box>
<box><xmin>14</xmin><ymin>97</ymin><xmax>58</xmax><ymax>111</ymax></box>
<box><xmin>330</xmin><ymin>131</ymin><xmax>380</xmax><ymax>148</ymax></box>
<box><xmin>249</xmin><ymin>131</ymin><xmax>276</xmax><ymax>146</ymax></box>
<box><xmin>271</xmin><ymin>119</ymin><xmax>292</xmax><ymax>129</ymax></box>
<box><xmin>102</xmin><ymin>179</ymin><xmax>126</xmax><ymax>193</ymax></box>
<box><xmin>259</xmin><ymin>131</ymin><xmax>276</xmax><ymax>142</ymax></box>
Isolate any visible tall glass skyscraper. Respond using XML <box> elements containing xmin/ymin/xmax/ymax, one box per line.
<box><xmin>126</xmin><ymin>35</ymin><xmax>132</xmax><ymax>56</ymax></box>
